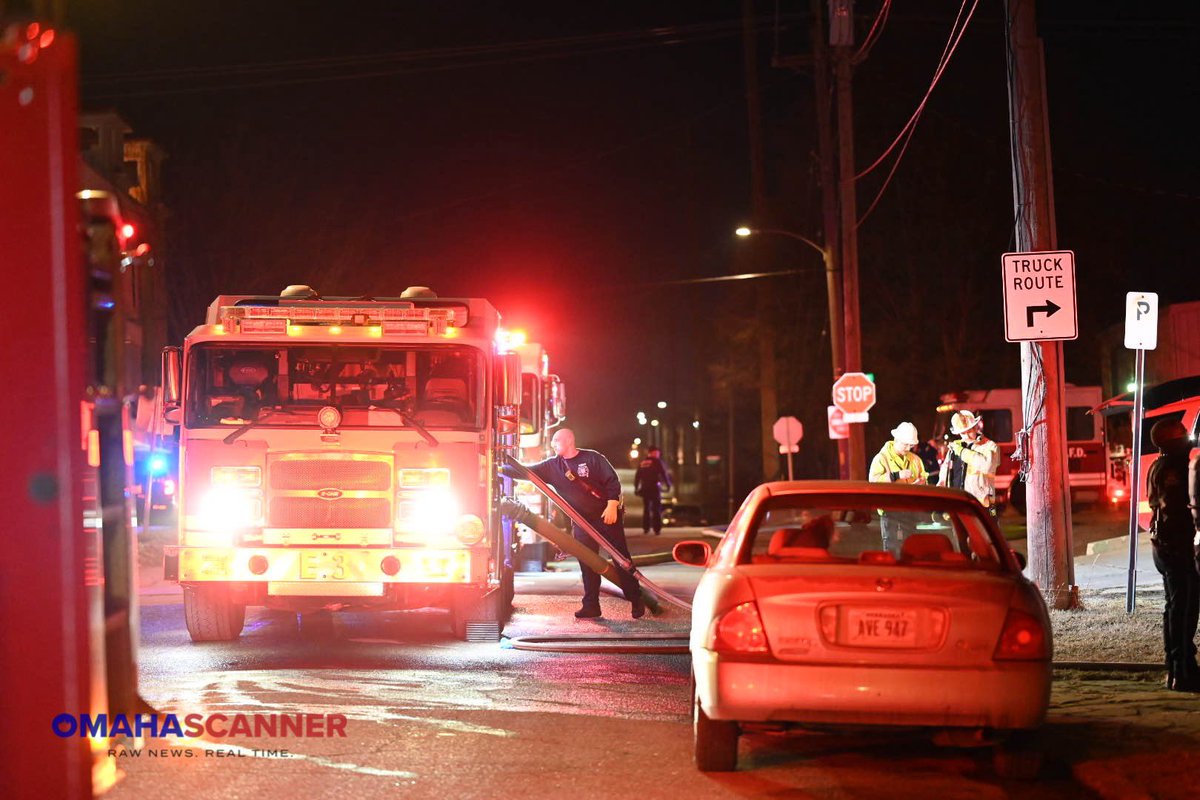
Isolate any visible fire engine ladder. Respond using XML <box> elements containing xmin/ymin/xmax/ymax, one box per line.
<box><xmin>502</xmin><ymin>456</ymin><xmax>691</xmax><ymax>612</ymax></box>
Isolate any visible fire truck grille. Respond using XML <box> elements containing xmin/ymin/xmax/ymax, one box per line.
<box><xmin>269</xmin><ymin>497</ymin><xmax>391</xmax><ymax>529</ymax></box>
<box><xmin>270</xmin><ymin>459</ymin><xmax>392</xmax><ymax>491</ymax></box>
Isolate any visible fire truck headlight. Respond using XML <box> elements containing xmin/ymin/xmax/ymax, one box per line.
<box><xmin>455</xmin><ymin>514</ymin><xmax>485</xmax><ymax>545</ymax></box>
<box><xmin>396</xmin><ymin>489</ymin><xmax>459</xmax><ymax>534</ymax></box>
<box><xmin>198</xmin><ymin>486</ymin><xmax>262</xmax><ymax>534</ymax></box>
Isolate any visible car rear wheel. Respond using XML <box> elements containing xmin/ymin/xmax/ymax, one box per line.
<box><xmin>183</xmin><ymin>584</ymin><xmax>246</xmax><ymax>642</ymax></box>
<box><xmin>694</xmin><ymin>695</ymin><xmax>738</xmax><ymax>772</ymax></box>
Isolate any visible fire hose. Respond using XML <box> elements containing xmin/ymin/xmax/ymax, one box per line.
<box><xmin>500</xmin><ymin>455</ymin><xmax>693</xmax><ymax>613</ymax></box>
<box><xmin>499</xmin><ymin>456</ymin><xmax>691</xmax><ymax>653</ymax></box>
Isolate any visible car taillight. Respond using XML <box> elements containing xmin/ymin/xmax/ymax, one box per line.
<box><xmin>993</xmin><ymin>608</ymin><xmax>1048</xmax><ymax>661</ymax></box>
<box><xmin>708</xmin><ymin>601</ymin><xmax>768</xmax><ymax>654</ymax></box>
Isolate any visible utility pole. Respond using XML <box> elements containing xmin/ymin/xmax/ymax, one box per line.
<box><xmin>1005</xmin><ymin>0</ymin><xmax>1077</xmax><ymax>609</ymax></box>
<box><xmin>775</xmin><ymin>0</ymin><xmax>864</xmax><ymax>480</ymax></box>
<box><xmin>831</xmin><ymin>0</ymin><xmax>866</xmax><ymax>480</ymax></box>
<box><xmin>810</xmin><ymin>0</ymin><xmax>849</xmax><ymax>480</ymax></box>
<box><xmin>743</xmin><ymin>0</ymin><xmax>780</xmax><ymax>483</ymax></box>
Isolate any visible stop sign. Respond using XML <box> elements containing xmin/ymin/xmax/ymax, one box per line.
<box><xmin>827</xmin><ymin>405</ymin><xmax>849</xmax><ymax>439</ymax></box>
<box><xmin>772</xmin><ymin>416</ymin><xmax>803</xmax><ymax>447</ymax></box>
<box><xmin>832</xmin><ymin>372</ymin><xmax>876</xmax><ymax>415</ymax></box>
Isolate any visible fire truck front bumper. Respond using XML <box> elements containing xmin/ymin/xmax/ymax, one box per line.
<box><xmin>165</xmin><ymin>545</ymin><xmax>486</xmax><ymax>594</ymax></box>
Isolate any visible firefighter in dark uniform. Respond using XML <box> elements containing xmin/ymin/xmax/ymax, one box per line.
<box><xmin>1146</xmin><ymin>418</ymin><xmax>1200</xmax><ymax>692</ymax></box>
<box><xmin>526</xmin><ymin>428</ymin><xmax>645</xmax><ymax>619</ymax></box>
<box><xmin>634</xmin><ymin>445</ymin><xmax>673</xmax><ymax>535</ymax></box>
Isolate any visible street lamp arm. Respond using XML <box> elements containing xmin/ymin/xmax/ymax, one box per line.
<box><xmin>744</xmin><ymin>227</ymin><xmax>827</xmax><ymax>258</ymax></box>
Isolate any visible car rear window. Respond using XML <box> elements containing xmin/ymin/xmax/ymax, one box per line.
<box><xmin>741</xmin><ymin>494</ymin><xmax>1004</xmax><ymax>570</ymax></box>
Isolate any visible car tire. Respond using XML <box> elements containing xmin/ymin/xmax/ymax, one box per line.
<box><xmin>183</xmin><ymin>584</ymin><xmax>246</xmax><ymax>642</ymax></box>
<box><xmin>993</xmin><ymin>732</ymin><xmax>1043</xmax><ymax>780</ymax></box>
<box><xmin>694</xmin><ymin>695</ymin><xmax>738</xmax><ymax>772</ymax></box>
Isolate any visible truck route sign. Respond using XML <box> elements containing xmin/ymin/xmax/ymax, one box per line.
<box><xmin>1001</xmin><ymin>249</ymin><xmax>1077</xmax><ymax>342</ymax></box>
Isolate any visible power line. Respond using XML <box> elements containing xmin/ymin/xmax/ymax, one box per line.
<box><xmin>83</xmin><ymin>18</ymin><xmax>793</xmax><ymax>101</ymax></box>
<box><xmin>855</xmin><ymin>0</ymin><xmax>982</xmax><ymax>228</ymax></box>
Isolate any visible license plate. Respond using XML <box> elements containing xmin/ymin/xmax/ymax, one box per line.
<box><xmin>298</xmin><ymin>552</ymin><xmax>348</xmax><ymax>580</ymax></box>
<box><xmin>844</xmin><ymin>607</ymin><xmax>919</xmax><ymax>648</ymax></box>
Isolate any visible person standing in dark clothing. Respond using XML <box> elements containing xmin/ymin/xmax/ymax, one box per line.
<box><xmin>1146</xmin><ymin>418</ymin><xmax>1200</xmax><ymax>692</ymax></box>
<box><xmin>526</xmin><ymin>428</ymin><xmax>645</xmax><ymax>619</ymax></box>
<box><xmin>634</xmin><ymin>446</ymin><xmax>673</xmax><ymax>535</ymax></box>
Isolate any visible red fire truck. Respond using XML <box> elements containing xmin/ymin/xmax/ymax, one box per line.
<box><xmin>161</xmin><ymin>286</ymin><xmax>523</xmax><ymax>641</ymax></box>
<box><xmin>509</xmin><ymin>338</ymin><xmax>567</xmax><ymax>569</ymax></box>
<box><xmin>934</xmin><ymin>385</ymin><xmax>1108</xmax><ymax>512</ymax></box>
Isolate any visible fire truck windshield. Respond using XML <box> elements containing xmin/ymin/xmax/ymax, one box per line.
<box><xmin>186</xmin><ymin>344</ymin><xmax>484</xmax><ymax>430</ymax></box>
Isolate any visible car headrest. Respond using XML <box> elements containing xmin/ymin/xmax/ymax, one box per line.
<box><xmin>769</xmin><ymin>526</ymin><xmax>832</xmax><ymax>556</ymax></box>
<box><xmin>900</xmin><ymin>533</ymin><xmax>954</xmax><ymax>561</ymax></box>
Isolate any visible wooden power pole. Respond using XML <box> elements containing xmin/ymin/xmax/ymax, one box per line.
<box><xmin>810</xmin><ymin>0</ymin><xmax>849</xmax><ymax>479</ymax></box>
<box><xmin>832</xmin><ymin>10</ymin><xmax>866</xmax><ymax>480</ymax></box>
<box><xmin>1005</xmin><ymin>0</ymin><xmax>1077</xmax><ymax>608</ymax></box>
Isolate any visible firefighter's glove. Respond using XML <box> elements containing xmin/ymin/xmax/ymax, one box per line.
<box><xmin>949</xmin><ymin>441</ymin><xmax>964</xmax><ymax>456</ymax></box>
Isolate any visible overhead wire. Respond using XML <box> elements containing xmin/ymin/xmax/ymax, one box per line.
<box><xmin>83</xmin><ymin>17</ymin><xmax>795</xmax><ymax>101</ymax></box>
<box><xmin>855</xmin><ymin>0</ymin><xmax>981</xmax><ymax>228</ymax></box>
<box><xmin>855</xmin><ymin>0</ymin><xmax>973</xmax><ymax>182</ymax></box>
<box><xmin>853</xmin><ymin>0</ymin><xmax>892</xmax><ymax>63</ymax></box>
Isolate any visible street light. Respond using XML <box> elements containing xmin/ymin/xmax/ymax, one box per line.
<box><xmin>735</xmin><ymin>226</ymin><xmax>827</xmax><ymax>262</ymax></box>
<box><xmin>735</xmin><ymin>224</ymin><xmax>853</xmax><ymax>480</ymax></box>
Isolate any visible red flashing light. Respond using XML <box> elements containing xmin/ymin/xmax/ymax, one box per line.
<box><xmin>26</xmin><ymin>22</ymin><xmax>40</xmax><ymax>40</ymax></box>
<box><xmin>40</xmin><ymin>30</ymin><xmax>55</xmax><ymax>48</ymax></box>
<box><xmin>120</xmin><ymin>223</ymin><xmax>136</xmax><ymax>241</ymax></box>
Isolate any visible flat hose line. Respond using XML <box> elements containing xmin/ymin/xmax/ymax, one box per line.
<box><xmin>503</xmin><ymin>635</ymin><xmax>1169</xmax><ymax>668</ymax></box>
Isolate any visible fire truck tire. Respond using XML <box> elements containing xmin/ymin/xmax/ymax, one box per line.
<box><xmin>183</xmin><ymin>585</ymin><xmax>246</xmax><ymax>642</ymax></box>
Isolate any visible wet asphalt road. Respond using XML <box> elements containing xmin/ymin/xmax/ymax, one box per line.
<box><xmin>107</xmin><ymin>558</ymin><xmax>1103</xmax><ymax>800</ymax></box>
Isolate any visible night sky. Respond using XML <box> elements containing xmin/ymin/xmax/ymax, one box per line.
<box><xmin>56</xmin><ymin>1</ymin><xmax>1198</xmax><ymax>489</ymax></box>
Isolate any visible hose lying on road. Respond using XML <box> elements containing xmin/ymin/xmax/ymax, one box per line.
<box><xmin>505</xmin><ymin>633</ymin><xmax>690</xmax><ymax>654</ymax></box>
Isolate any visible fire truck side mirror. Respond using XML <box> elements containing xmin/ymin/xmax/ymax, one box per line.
<box><xmin>161</xmin><ymin>346</ymin><xmax>182</xmax><ymax>416</ymax></box>
<box><xmin>495</xmin><ymin>352</ymin><xmax>522</xmax><ymax>407</ymax></box>
<box><xmin>549</xmin><ymin>375</ymin><xmax>567</xmax><ymax>423</ymax></box>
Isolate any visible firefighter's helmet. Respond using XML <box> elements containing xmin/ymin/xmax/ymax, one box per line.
<box><xmin>950</xmin><ymin>410</ymin><xmax>983</xmax><ymax>435</ymax></box>
<box><xmin>1150</xmin><ymin>418</ymin><xmax>1189</xmax><ymax>450</ymax></box>
<box><xmin>890</xmin><ymin>422</ymin><xmax>919</xmax><ymax>446</ymax></box>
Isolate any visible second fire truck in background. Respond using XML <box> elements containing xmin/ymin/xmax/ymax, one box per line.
<box><xmin>934</xmin><ymin>385</ymin><xmax>1109</xmax><ymax>513</ymax></box>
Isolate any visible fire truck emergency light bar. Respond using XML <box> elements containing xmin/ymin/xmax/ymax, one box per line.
<box><xmin>218</xmin><ymin>302</ymin><xmax>469</xmax><ymax>336</ymax></box>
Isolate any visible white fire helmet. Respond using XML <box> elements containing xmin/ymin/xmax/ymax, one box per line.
<box><xmin>890</xmin><ymin>422</ymin><xmax>919</xmax><ymax>446</ymax></box>
<box><xmin>950</xmin><ymin>411</ymin><xmax>983</xmax><ymax>435</ymax></box>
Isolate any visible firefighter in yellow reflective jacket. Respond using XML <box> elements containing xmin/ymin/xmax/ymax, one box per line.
<box><xmin>939</xmin><ymin>410</ymin><xmax>1001</xmax><ymax>513</ymax></box>
<box><xmin>869</xmin><ymin>422</ymin><xmax>927</xmax><ymax>554</ymax></box>
<box><xmin>869</xmin><ymin>422</ymin><xmax>928</xmax><ymax>485</ymax></box>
